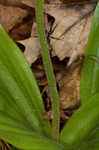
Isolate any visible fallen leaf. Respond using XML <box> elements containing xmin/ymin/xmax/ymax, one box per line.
<box><xmin>45</xmin><ymin>3</ymin><xmax>95</xmax><ymax>64</ymax></box>
<box><xmin>59</xmin><ymin>64</ymin><xmax>81</xmax><ymax>110</ymax></box>
<box><xmin>18</xmin><ymin>37</ymin><xmax>41</xmax><ymax>65</ymax></box>
<box><xmin>19</xmin><ymin>15</ymin><xmax>51</xmax><ymax>65</ymax></box>
<box><xmin>9</xmin><ymin>13</ymin><xmax>34</xmax><ymax>40</ymax></box>
<box><xmin>0</xmin><ymin>4</ymin><xmax>28</xmax><ymax>32</ymax></box>
<box><xmin>21</xmin><ymin>0</ymin><xmax>35</xmax><ymax>8</ymax></box>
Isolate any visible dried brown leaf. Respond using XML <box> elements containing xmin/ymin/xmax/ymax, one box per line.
<box><xmin>46</xmin><ymin>3</ymin><xmax>95</xmax><ymax>64</ymax></box>
<box><xmin>0</xmin><ymin>4</ymin><xmax>28</xmax><ymax>32</ymax></box>
<box><xmin>21</xmin><ymin>0</ymin><xmax>35</xmax><ymax>8</ymax></box>
<box><xmin>18</xmin><ymin>37</ymin><xmax>41</xmax><ymax>65</ymax></box>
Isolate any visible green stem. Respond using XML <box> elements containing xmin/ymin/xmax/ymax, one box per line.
<box><xmin>36</xmin><ymin>0</ymin><xmax>60</xmax><ymax>142</ymax></box>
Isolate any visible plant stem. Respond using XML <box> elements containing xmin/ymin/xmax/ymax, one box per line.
<box><xmin>36</xmin><ymin>0</ymin><xmax>60</xmax><ymax>142</ymax></box>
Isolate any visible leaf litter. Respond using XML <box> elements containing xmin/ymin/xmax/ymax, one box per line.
<box><xmin>0</xmin><ymin>0</ymin><xmax>98</xmax><ymax>137</ymax></box>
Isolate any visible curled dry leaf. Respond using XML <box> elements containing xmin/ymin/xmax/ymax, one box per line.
<box><xmin>0</xmin><ymin>0</ymin><xmax>23</xmax><ymax>7</ymax></box>
<box><xmin>59</xmin><ymin>64</ymin><xmax>81</xmax><ymax>110</ymax></box>
<box><xmin>0</xmin><ymin>4</ymin><xmax>28</xmax><ymax>32</ymax></box>
<box><xmin>3</xmin><ymin>0</ymin><xmax>95</xmax><ymax>67</ymax></box>
<box><xmin>18</xmin><ymin>22</ymin><xmax>40</xmax><ymax>65</ymax></box>
<box><xmin>0</xmin><ymin>0</ymin><xmax>33</xmax><ymax>12</ymax></box>
<box><xmin>19</xmin><ymin>14</ymin><xmax>50</xmax><ymax>65</ymax></box>
<box><xmin>17</xmin><ymin>1</ymin><xmax>96</xmax><ymax>66</ymax></box>
<box><xmin>45</xmin><ymin>3</ymin><xmax>95</xmax><ymax>64</ymax></box>
<box><xmin>19</xmin><ymin>37</ymin><xmax>41</xmax><ymax>65</ymax></box>
<box><xmin>23</xmin><ymin>2</ymin><xmax>95</xmax><ymax>66</ymax></box>
<box><xmin>21</xmin><ymin>0</ymin><xmax>35</xmax><ymax>8</ymax></box>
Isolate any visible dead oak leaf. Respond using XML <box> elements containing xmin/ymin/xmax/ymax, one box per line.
<box><xmin>46</xmin><ymin>3</ymin><xmax>95</xmax><ymax>64</ymax></box>
<box><xmin>21</xmin><ymin>0</ymin><xmax>35</xmax><ymax>8</ymax></box>
<box><xmin>19</xmin><ymin>15</ymin><xmax>51</xmax><ymax>66</ymax></box>
<box><xmin>0</xmin><ymin>4</ymin><xmax>28</xmax><ymax>32</ymax></box>
<box><xmin>18</xmin><ymin>37</ymin><xmax>40</xmax><ymax>65</ymax></box>
<box><xmin>17</xmin><ymin>22</ymin><xmax>40</xmax><ymax>65</ymax></box>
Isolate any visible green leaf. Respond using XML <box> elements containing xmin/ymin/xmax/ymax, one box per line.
<box><xmin>0</xmin><ymin>130</ymin><xmax>64</xmax><ymax>150</ymax></box>
<box><xmin>79</xmin><ymin>127</ymin><xmax>99</xmax><ymax>150</ymax></box>
<box><xmin>0</xmin><ymin>92</ymin><xmax>28</xmax><ymax>125</ymax></box>
<box><xmin>60</xmin><ymin>93</ymin><xmax>99</xmax><ymax>147</ymax></box>
<box><xmin>0</xmin><ymin>26</ymin><xmax>50</xmax><ymax>136</ymax></box>
<box><xmin>0</xmin><ymin>110</ymin><xmax>32</xmax><ymax>131</ymax></box>
<box><xmin>0</xmin><ymin>107</ymin><xmax>63</xmax><ymax>150</ymax></box>
<box><xmin>80</xmin><ymin>2</ymin><xmax>99</xmax><ymax>103</ymax></box>
<box><xmin>0</xmin><ymin>58</ymin><xmax>41</xmax><ymax>131</ymax></box>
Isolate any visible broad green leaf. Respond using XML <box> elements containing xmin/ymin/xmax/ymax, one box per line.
<box><xmin>60</xmin><ymin>92</ymin><xmax>99</xmax><ymax>147</ymax></box>
<box><xmin>79</xmin><ymin>127</ymin><xmax>99</xmax><ymax>150</ymax></box>
<box><xmin>0</xmin><ymin>104</ymin><xmax>63</xmax><ymax>150</ymax></box>
<box><xmin>0</xmin><ymin>130</ymin><xmax>64</xmax><ymax>150</ymax></box>
<box><xmin>9</xmin><ymin>147</ymin><xmax>17</xmax><ymax>150</ymax></box>
<box><xmin>0</xmin><ymin>26</ymin><xmax>50</xmax><ymax>136</ymax></box>
<box><xmin>0</xmin><ymin>60</ymin><xmax>41</xmax><ymax>131</ymax></box>
<box><xmin>0</xmin><ymin>108</ymin><xmax>63</xmax><ymax>150</ymax></box>
<box><xmin>0</xmin><ymin>93</ymin><xmax>28</xmax><ymax>125</ymax></box>
<box><xmin>0</xmin><ymin>110</ymin><xmax>32</xmax><ymax>131</ymax></box>
<box><xmin>80</xmin><ymin>2</ymin><xmax>99</xmax><ymax>103</ymax></box>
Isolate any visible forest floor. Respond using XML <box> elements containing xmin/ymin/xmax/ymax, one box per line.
<box><xmin>0</xmin><ymin>0</ymin><xmax>98</xmax><ymax>149</ymax></box>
